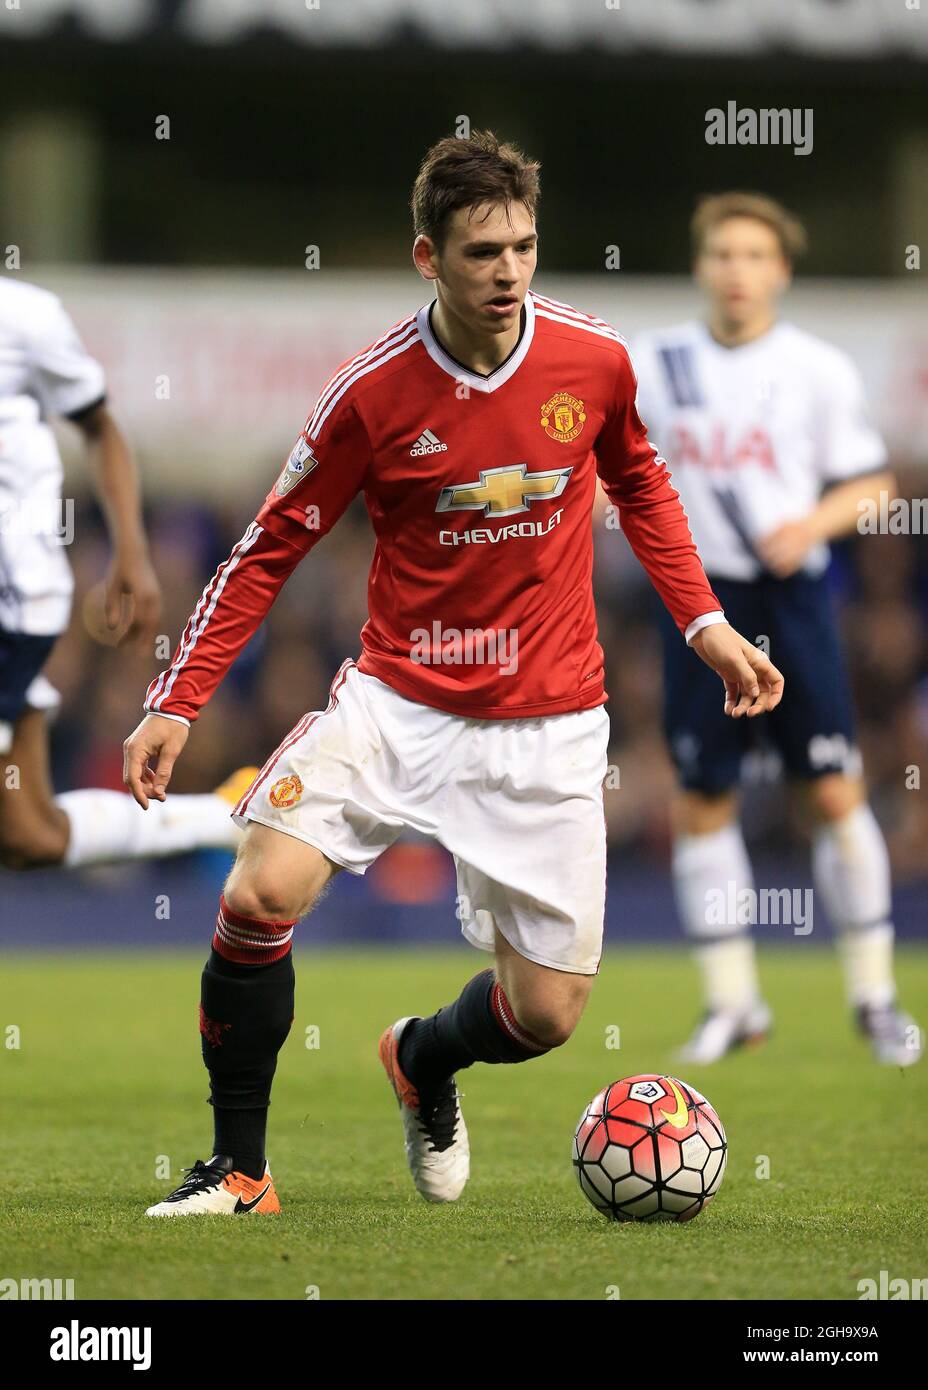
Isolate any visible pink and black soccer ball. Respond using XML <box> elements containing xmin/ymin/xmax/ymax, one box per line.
<box><xmin>573</xmin><ymin>1074</ymin><xmax>727</xmax><ymax>1222</ymax></box>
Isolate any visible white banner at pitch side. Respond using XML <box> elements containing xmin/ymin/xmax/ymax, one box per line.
<box><xmin>2</xmin><ymin>0</ymin><xmax>926</xmax><ymax>58</ymax></box>
<box><xmin>31</xmin><ymin>268</ymin><xmax>928</xmax><ymax>493</ymax></box>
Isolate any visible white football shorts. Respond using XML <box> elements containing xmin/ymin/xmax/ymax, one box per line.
<box><xmin>233</xmin><ymin>659</ymin><xmax>610</xmax><ymax>974</ymax></box>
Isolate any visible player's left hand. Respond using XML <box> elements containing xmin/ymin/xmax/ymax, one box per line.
<box><xmin>103</xmin><ymin>548</ymin><xmax>163</xmax><ymax>651</ymax></box>
<box><xmin>689</xmin><ymin>621</ymin><xmax>784</xmax><ymax>718</ymax></box>
<box><xmin>756</xmin><ymin>518</ymin><xmax>816</xmax><ymax>578</ymax></box>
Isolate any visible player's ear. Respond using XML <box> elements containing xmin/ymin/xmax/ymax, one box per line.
<box><xmin>413</xmin><ymin>234</ymin><xmax>440</xmax><ymax>282</ymax></box>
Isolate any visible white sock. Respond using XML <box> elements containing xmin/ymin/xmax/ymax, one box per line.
<box><xmin>834</xmin><ymin>923</ymin><xmax>895</xmax><ymax>1010</ymax></box>
<box><xmin>691</xmin><ymin>936</ymin><xmax>762</xmax><ymax>1018</ymax></box>
<box><xmin>811</xmin><ymin>804</ymin><xmax>896</xmax><ymax>1008</ymax></box>
<box><xmin>673</xmin><ymin>823</ymin><xmax>761</xmax><ymax>1016</ymax></box>
<box><xmin>55</xmin><ymin>789</ymin><xmax>241</xmax><ymax>867</ymax></box>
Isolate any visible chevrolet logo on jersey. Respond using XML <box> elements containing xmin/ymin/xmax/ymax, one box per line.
<box><xmin>435</xmin><ymin>464</ymin><xmax>572</xmax><ymax>518</ymax></box>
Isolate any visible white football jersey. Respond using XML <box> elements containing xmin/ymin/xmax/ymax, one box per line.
<box><xmin>0</xmin><ymin>277</ymin><xmax>105</xmax><ymax>633</ymax></box>
<box><xmin>631</xmin><ymin>320</ymin><xmax>887</xmax><ymax>582</ymax></box>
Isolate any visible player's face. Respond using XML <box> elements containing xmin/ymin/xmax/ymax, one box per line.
<box><xmin>696</xmin><ymin>217</ymin><xmax>790</xmax><ymax>326</ymax></box>
<box><xmin>417</xmin><ymin>201</ymin><xmax>538</xmax><ymax>335</ymax></box>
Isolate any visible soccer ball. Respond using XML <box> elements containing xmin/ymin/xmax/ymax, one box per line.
<box><xmin>572</xmin><ymin>1074</ymin><xmax>727</xmax><ymax>1222</ymax></box>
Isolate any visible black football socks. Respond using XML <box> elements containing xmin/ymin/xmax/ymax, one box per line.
<box><xmin>199</xmin><ymin>948</ymin><xmax>295</xmax><ymax>1180</ymax></box>
<box><xmin>397</xmin><ymin>967</ymin><xmax>551</xmax><ymax>1098</ymax></box>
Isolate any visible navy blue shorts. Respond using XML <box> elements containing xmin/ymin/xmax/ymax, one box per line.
<box><xmin>0</xmin><ymin>629</ymin><xmax>57</xmax><ymax>725</ymax></box>
<box><xmin>658</xmin><ymin>572</ymin><xmax>858</xmax><ymax>793</ymax></box>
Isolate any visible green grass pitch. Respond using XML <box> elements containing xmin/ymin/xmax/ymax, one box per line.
<box><xmin>2</xmin><ymin>946</ymin><xmax>926</xmax><ymax>1301</ymax></box>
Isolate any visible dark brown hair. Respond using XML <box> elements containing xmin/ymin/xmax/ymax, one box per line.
<box><xmin>411</xmin><ymin>130</ymin><xmax>541</xmax><ymax>249</ymax></box>
<box><xmin>691</xmin><ymin>192</ymin><xmax>808</xmax><ymax>261</ymax></box>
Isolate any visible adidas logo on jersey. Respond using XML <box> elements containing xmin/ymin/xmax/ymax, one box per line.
<box><xmin>410</xmin><ymin>429</ymin><xmax>448</xmax><ymax>456</ymax></box>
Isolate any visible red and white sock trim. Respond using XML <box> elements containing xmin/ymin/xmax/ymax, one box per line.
<box><xmin>491</xmin><ymin>981</ymin><xmax>550</xmax><ymax>1054</ymax></box>
<box><xmin>213</xmin><ymin>893</ymin><xmax>295</xmax><ymax>965</ymax></box>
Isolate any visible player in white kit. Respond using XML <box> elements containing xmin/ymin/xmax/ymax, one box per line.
<box><xmin>632</xmin><ymin>193</ymin><xmax>922</xmax><ymax>1067</ymax></box>
<box><xmin>0</xmin><ymin>277</ymin><xmax>251</xmax><ymax>875</ymax></box>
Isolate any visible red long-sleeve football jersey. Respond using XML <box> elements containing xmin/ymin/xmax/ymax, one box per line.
<box><xmin>145</xmin><ymin>291</ymin><xmax>723</xmax><ymax>724</ymax></box>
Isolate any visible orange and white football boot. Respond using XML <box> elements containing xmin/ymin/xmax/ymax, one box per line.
<box><xmin>379</xmin><ymin>1017</ymin><xmax>469</xmax><ymax>1204</ymax></box>
<box><xmin>145</xmin><ymin>1156</ymin><xmax>280</xmax><ymax>1217</ymax></box>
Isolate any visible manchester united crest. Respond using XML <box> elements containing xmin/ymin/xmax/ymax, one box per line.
<box><xmin>540</xmin><ymin>392</ymin><xmax>586</xmax><ymax>444</ymax></box>
<box><xmin>269</xmin><ymin>773</ymin><xmax>304</xmax><ymax>809</ymax></box>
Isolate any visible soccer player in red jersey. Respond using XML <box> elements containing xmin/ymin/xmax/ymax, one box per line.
<box><xmin>124</xmin><ymin>132</ymin><xmax>783</xmax><ymax>1216</ymax></box>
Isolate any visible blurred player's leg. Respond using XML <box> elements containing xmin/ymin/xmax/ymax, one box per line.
<box><xmin>765</xmin><ymin>578</ymin><xmax>922</xmax><ymax>1067</ymax></box>
<box><xmin>0</xmin><ymin>709</ymin><xmax>71</xmax><ymax>867</ymax></box>
<box><xmin>54</xmin><ymin>764</ymin><xmax>254</xmax><ymax>865</ymax></box>
<box><xmin>671</xmin><ymin>789</ymin><xmax>771</xmax><ymax>1063</ymax></box>
<box><xmin>0</xmin><ymin>705</ymin><xmax>251</xmax><ymax>870</ymax></box>
<box><xmin>147</xmin><ymin>825</ymin><xmax>337</xmax><ymax>1217</ymax></box>
<box><xmin>658</xmin><ymin>593</ymin><xmax>771</xmax><ymax>1063</ymax></box>
<box><xmin>802</xmin><ymin>773</ymin><xmax>923</xmax><ymax>1067</ymax></box>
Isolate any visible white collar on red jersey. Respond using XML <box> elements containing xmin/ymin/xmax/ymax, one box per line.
<box><xmin>416</xmin><ymin>292</ymin><xmax>536</xmax><ymax>394</ymax></box>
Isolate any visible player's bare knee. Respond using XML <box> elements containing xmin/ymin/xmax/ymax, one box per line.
<box><xmin>224</xmin><ymin>855</ymin><xmax>333</xmax><ymax>922</ymax></box>
<box><xmin>800</xmin><ymin>773</ymin><xmax>864</xmax><ymax>825</ymax></box>
<box><xmin>224</xmin><ymin>826</ymin><xmax>336</xmax><ymax>921</ymax></box>
<box><xmin>498</xmin><ymin>958</ymin><xmax>592</xmax><ymax>1048</ymax></box>
<box><xmin>517</xmin><ymin>1007</ymin><xmax>576</xmax><ymax>1049</ymax></box>
<box><xmin>674</xmin><ymin>788</ymin><xmax>739</xmax><ymax>836</ymax></box>
<box><xmin>507</xmin><ymin>989</ymin><xmax>589</xmax><ymax>1048</ymax></box>
<box><xmin>223</xmin><ymin>870</ymin><xmax>309</xmax><ymax>923</ymax></box>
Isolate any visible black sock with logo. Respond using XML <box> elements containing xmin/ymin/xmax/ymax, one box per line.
<box><xmin>199</xmin><ymin>949</ymin><xmax>295</xmax><ymax>1180</ymax></box>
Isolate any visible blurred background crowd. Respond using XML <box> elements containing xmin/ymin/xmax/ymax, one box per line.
<box><xmin>46</xmin><ymin>469</ymin><xmax>928</xmax><ymax>889</ymax></box>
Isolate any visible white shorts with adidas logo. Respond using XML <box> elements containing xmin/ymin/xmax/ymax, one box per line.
<box><xmin>233</xmin><ymin>660</ymin><xmax>610</xmax><ymax>975</ymax></box>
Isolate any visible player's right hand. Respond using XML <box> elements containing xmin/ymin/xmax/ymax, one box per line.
<box><xmin>689</xmin><ymin>621</ymin><xmax>785</xmax><ymax>719</ymax></box>
<box><xmin>123</xmin><ymin>713</ymin><xmax>189</xmax><ymax>809</ymax></box>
